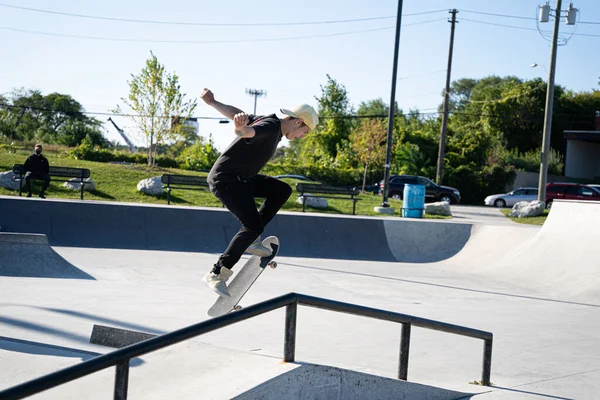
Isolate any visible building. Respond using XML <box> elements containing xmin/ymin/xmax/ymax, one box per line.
<box><xmin>563</xmin><ymin>111</ymin><xmax>600</xmax><ymax>181</ymax></box>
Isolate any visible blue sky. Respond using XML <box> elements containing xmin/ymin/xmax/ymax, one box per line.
<box><xmin>0</xmin><ymin>0</ymin><xmax>598</xmax><ymax>151</ymax></box>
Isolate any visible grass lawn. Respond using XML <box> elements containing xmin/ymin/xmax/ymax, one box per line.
<box><xmin>500</xmin><ymin>208</ymin><xmax>549</xmax><ymax>225</ymax></box>
<box><xmin>1</xmin><ymin>150</ymin><xmax>441</xmax><ymax>218</ymax></box>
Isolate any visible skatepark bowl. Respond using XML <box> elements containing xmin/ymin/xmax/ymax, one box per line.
<box><xmin>0</xmin><ymin>195</ymin><xmax>599</xmax><ymax>399</ymax></box>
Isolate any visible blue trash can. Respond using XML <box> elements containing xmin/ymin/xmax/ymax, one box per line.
<box><xmin>402</xmin><ymin>184</ymin><xmax>425</xmax><ymax>218</ymax></box>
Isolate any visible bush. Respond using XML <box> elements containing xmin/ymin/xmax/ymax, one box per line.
<box><xmin>65</xmin><ymin>134</ymin><xmax>179</xmax><ymax>168</ymax></box>
<box><xmin>505</xmin><ymin>147</ymin><xmax>564</xmax><ymax>176</ymax></box>
<box><xmin>178</xmin><ymin>141</ymin><xmax>220</xmax><ymax>172</ymax></box>
<box><xmin>262</xmin><ymin>162</ymin><xmax>383</xmax><ymax>186</ymax></box>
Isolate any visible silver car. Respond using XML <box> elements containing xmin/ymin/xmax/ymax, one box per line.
<box><xmin>484</xmin><ymin>187</ymin><xmax>539</xmax><ymax>208</ymax></box>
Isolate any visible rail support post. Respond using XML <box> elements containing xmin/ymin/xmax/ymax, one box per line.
<box><xmin>398</xmin><ymin>322</ymin><xmax>411</xmax><ymax>380</ymax></box>
<box><xmin>482</xmin><ymin>337</ymin><xmax>493</xmax><ymax>386</ymax></box>
<box><xmin>114</xmin><ymin>359</ymin><xmax>130</xmax><ymax>400</ymax></box>
<box><xmin>284</xmin><ymin>301</ymin><xmax>298</xmax><ymax>362</ymax></box>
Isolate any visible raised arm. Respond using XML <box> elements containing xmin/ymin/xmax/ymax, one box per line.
<box><xmin>200</xmin><ymin>88</ymin><xmax>244</xmax><ymax>120</ymax></box>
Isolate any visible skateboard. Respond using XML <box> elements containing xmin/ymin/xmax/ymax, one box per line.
<box><xmin>207</xmin><ymin>236</ymin><xmax>279</xmax><ymax>317</ymax></box>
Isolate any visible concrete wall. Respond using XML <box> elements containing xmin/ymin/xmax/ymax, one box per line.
<box><xmin>0</xmin><ymin>196</ymin><xmax>473</xmax><ymax>263</ymax></box>
<box><xmin>566</xmin><ymin>140</ymin><xmax>600</xmax><ymax>180</ymax></box>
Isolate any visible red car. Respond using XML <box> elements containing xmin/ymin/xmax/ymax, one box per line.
<box><xmin>545</xmin><ymin>182</ymin><xmax>600</xmax><ymax>208</ymax></box>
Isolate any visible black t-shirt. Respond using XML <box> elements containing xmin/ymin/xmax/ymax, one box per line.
<box><xmin>208</xmin><ymin>114</ymin><xmax>282</xmax><ymax>185</ymax></box>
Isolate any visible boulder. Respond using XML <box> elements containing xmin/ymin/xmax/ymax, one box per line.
<box><xmin>424</xmin><ymin>201</ymin><xmax>452</xmax><ymax>216</ymax></box>
<box><xmin>137</xmin><ymin>176</ymin><xmax>163</xmax><ymax>196</ymax></box>
<box><xmin>509</xmin><ymin>201</ymin><xmax>545</xmax><ymax>218</ymax></box>
<box><xmin>63</xmin><ymin>178</ymin><xmax>97</xmax><ymax>192</ymax></box>
<box><xmin>0</xmin><ymin>171</ymin><xmax>24</xmax><ymax>191</ymax></box>
<box><xmin>297</xmin><ymin>195</ymin><xmax>328</xmax><ymax>209</ymax></box>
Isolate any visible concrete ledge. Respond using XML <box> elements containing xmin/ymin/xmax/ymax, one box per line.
<box><xmin>90</xmin><ymin>325</ymin><xmax>156</xmax><ymax>348</ymax></box>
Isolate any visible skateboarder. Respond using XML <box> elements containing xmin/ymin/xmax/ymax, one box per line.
<box><xmin>199</xmin><ymin>88</ymin><xmax>318</xmax><ymax>297</ymax></box>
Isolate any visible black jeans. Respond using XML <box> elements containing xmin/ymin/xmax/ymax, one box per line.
<box><xmin>25</xmin><ymin>172</ymin><xmax>50</xmax><ymax>195</ymax></box>
<box><xmin>210</xmin><ymin>175</ymin><xmax>292</xmax><ymax>270</ymax></box>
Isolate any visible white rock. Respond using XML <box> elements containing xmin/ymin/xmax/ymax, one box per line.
<box><xmin>509</xmin><ymin>201</ymin><xmax>545</xmax><ymax>218</ymax></box>
<box><xmin>0</xmin><ymin>171</ymin><xmax>25</xmax><ymax>190</ymax></box>
<box><xmin>63</xmin><ymin>178</ymin><xmax>97</xmax><ymax>192</ymax></box>
<box><xmin>424</xmin><ymin>201</ymin><xmax>452</xmax><ymax>216</ymax></box>
<box><xmin>297</xmin><ymin>195</ymin><xmax>328</xmax><ymax>209</ymax></box>
<box><xmin>137</xmin><ymin>176</ymin><xmax>163</xmax><ymax>196</ymax></box>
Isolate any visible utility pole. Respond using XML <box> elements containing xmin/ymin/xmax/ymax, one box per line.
<box><xmin>435</xmin><ymin>9</ymin><xmax>458</xmax><ymax>185</ymax></box>
<box><xmin>245</xmin><ymin>88</ymin><xmax>266</xmax><ymax>114</ymax></box>
<box><xmin>537</xmin><ymin>0</ymin><xmax>578</xmax><ymax>203</ymax></box>
<box><xmin>376</xmin><ymin>0</ymin><xmax>404</xmax><ymax>214</ymax></box>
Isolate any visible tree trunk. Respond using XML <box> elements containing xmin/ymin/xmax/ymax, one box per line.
<box><xmin>362</xmin><ymin>162</ymin><xmax>369</xmax><ymax>192</ymax></box>
<box><xmin>148</xmin><ymin>120</ymin><xmax>154</xmax><ymax>166</ymax></box>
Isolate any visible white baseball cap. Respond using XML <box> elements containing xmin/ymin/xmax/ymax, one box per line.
<box><xmin>280</xmin><ymin>104</ymin><xmax>319</xmax><ymax>130</ymax></box>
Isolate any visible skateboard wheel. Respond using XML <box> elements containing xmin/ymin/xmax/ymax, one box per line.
<box><xmin>234</xmin><ymin>305</ymin><xmax>243</xmax><ymax>311</ymax></box>
<box><xmin>269</xmin><ymin>261</ymin><xmax>277</xmax><ymax>269</ymax></box>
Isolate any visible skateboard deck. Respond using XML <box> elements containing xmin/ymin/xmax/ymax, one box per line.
<box><xmin>207</xmin><ymin>236</ymin><xmax>279</xmax><ymax>317</ymax></box>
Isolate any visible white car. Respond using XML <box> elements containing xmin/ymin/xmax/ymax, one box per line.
<box><xmin>484</xmin><ymin>187</ymin><xmax>539</xmax><ymax>208</ymax></box>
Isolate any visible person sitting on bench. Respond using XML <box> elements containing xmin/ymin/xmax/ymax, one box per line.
<box><xmin>23</xmin><ymin>144</ymin><xmax>51</xmax><ymax>198</ymax></box>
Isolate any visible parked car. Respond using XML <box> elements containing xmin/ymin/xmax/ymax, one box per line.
<box><xmin>545</xmin><ymin>182</ymin><xmax>600</xmax><ymax>208</ymax></box>
<box><xmin>590</xmin><ymin>184</ymin><xmax>600</xmax><ymax>192</ymax></box>
<box><xmin>353</xmin><ymin>182</ymin><xmax>380</xmax><ymax>194</ymax></box>
<box><xmin>484</xmin><ymin>187</ymin><xmax>538</xmax><ymax>208</ymax></box>
<box><xmin>379</xmin><ymin>175</ymin><xmax>461</xmax><ymax>204</ymax></box>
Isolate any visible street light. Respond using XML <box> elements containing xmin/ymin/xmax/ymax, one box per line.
<box><xmin>530</xmin><ymin>63</ymin><xmax>549</xmax><ymax>74</ymax></box>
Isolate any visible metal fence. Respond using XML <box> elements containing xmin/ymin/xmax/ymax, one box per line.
<box><xmin>0</xmin><ymin>292</ymin><xmax>493</xmax><ymax>400</ymax></box>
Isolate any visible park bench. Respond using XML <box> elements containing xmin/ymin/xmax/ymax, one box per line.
<box><xmin>296</xmin><ymin>183</ymin><xmax>361</xmax><ymax>215</ymax></box>
<box><xmin>12</xmin><ymin>164</ymin><xmax>91</xmax><ymax>200</ymax></box>
<box><xmin>161</xmin><ymin>174</ymin><xmax>210</xmax><ymax>205</ymax></box>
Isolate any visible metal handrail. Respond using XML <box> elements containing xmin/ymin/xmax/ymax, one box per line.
<box><xmin>0</xmin><ymin>292</ymin><xmax>493</xmax><ymax>400</ymax></box>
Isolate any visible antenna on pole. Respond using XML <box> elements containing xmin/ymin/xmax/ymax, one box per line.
<box><xmin>245</xmin><ymin>88</ymin><xmax>267</xmax><ymax>114</ymax></box>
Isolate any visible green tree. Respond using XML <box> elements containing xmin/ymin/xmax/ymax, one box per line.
<box><xmin>350</xmin><ymin>118</ymin><xmax>387</xmax><ymax>191</ymax></box>
<box><xmin>392</xmin><ymin>110</ymin><xmax>439</xmax><ymax>178</ymax></box>
<box><xmin>115</xmin><ymin>51</ymin><xmax>197</xmax><ymax>166</ymax></box>
<box><xmin>308</xmin><ymin>75</ymin><xmax>354</xmax><ymax>164</ymax></box>
<box><xmin>0</xmin><ymin>88</ymin><xmax>105</xmax><ymax>146</ymax></box>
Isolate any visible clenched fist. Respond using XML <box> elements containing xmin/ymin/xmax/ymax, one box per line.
<box><xmin>200</xmin><ymin>88</ymin><xmax>215</xmax><ymax>105</ymax></box>
<box><xmin>233</xmin><ymin>112</ymin><xmax>250</xmax><ymax>130</ymax></box>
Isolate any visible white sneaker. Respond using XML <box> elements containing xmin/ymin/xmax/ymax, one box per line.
<box><xmin>246</xmin><ymin>237</ymin><xmax>272</xmax><ymax>257</ymax></box>
<box><xmin>201</xmin><ymin>267</ymin><xmax>233</xmax><ymax>297</ymax></box>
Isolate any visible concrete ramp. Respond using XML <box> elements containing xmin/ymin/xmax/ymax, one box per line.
<box><xmin>442</xmin><ymin>223</ymin><xmax>540</xmax><ymax>269</ymax></box>
<box><xmin>233</xmin><ymin>364</ymin><xmax>472</xmax><ymax>400</ymax></box>
<box><xmin>475</xmin><ymin>200</ymin><xmax>600</xmax><ymax>299</ymax></box>
<box><xmin>0</xmin><ymin>233</ymin><xmax>94</xmax><ymax>280</ymax></box>
<box><xmin>383</xmin><ymin>219</ymin><xmax>472</xmax><ymax>263</ymax></box>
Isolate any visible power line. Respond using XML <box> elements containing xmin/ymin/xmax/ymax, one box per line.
<box><xmin>5</xmin><ymin>3</ymin><xmax>597</xmax><ymax>27</ymax></box>
<box><xmin>461</xmin><ymin>9</ymin><xmax>599</xmax><ymax>25</ymax></box>
<box><xmin>0</xmin><ymin>4</ymin><xmax>447</xmax><ymax>26</ymax></box>
<box><xmin>461</xmin><ymin>18</ymin><xmax>600</xmax><ymax>38</ymax></box>
<box><xmin>0</xmin><ymin>19</ymin><xmax>445</xmax><ymax>44</ymax></box>
<box><xmin>2</xmin><ymin>102</ymin><xmax>590</xmax><ymax>123</ymax></box>
<box><xmin>460</xmin><ymin>10</ymin><xmax>535</xmax><ymax>21</ymax></box>
<box><xmin>0</xmin><ymin>102</ymin><xmax>225</xmax><ymax>120</ymax></box>
<box><xmin>463</xmin><ymin>84</ymin><xmax>546</xmax><ymax>104</ymax></box>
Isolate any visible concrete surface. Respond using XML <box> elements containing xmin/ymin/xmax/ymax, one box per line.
<box><xmin>0</xmin><ymin>196</ymin><xmax>599</xmax><ymax>399</ymax></box>
<box><xmin>233</xmin><ymin>364</ymin><xmax>470</xmax><ymax>400</ymax></box>
<box><xmin>0</xmin><ymin>233</ymin><xmax>94</xmax><ymax>280</ymax></box>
